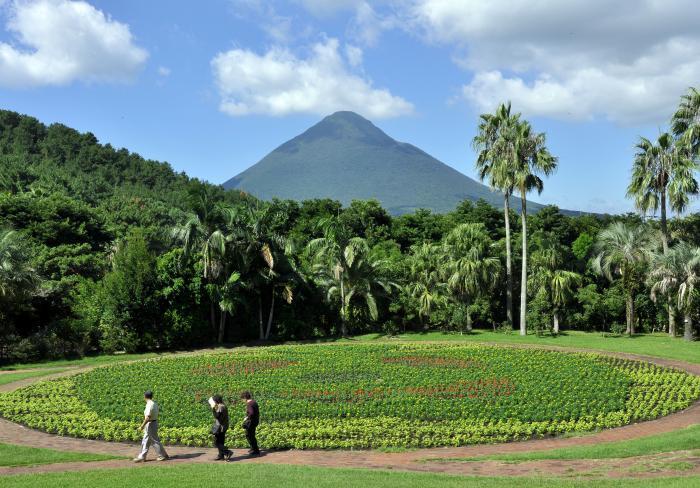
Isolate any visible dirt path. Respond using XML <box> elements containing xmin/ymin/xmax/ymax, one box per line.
<box><xmin>0</xmin><ymin>344</ymin><xmax>698</xmax><ymax>479</ymax></box>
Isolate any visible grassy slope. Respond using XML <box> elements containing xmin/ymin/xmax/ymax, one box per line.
<box><xmin>0</xmin><ymin>443</ymin><xmax>119</xmax><ymax>467</ymax></box>
<box><xmin>1</xmin><ymin>464</ymin><xmax>698</xmax><ymax>488</ymax></box>
<box><xmin>434</xmin><ymin>425</ymin><xmax>700</xmax><ymax>462</ymax></box>
<box><xmin>0</xmin><ymin>369</ymin><xmax>69</xmax><ymax>386</ymax></box>
<box><xmin>350</xmin><ymin>330</ymin><xmax>700</xmax><ymax>364</ymax></box>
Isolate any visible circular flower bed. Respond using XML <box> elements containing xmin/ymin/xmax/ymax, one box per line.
<box><xmin>1</xmin><ymin>344</ymin><xmax>698</xmax><ymax>449</ymax></box>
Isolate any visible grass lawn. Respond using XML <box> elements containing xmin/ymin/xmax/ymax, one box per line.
<box><xmin>350</xmin><ymin>330</ymin><xmax>700</xmax><ymax>364</ymax></box>
<box><xmin>0</xmin><ymin>443</ymin><xmax>120</xmax><ymax>467</ymax></box>
<box><xmin>0</xmin><ymin>369</ymin><xmax>70</xmax><ymax>386</ymax></box>
<box><xmin>1</xmin><ymin>463</ymin><xmax>698</xmax><ymax>488</ymax></box>
<box><xmin>431</xmin><ymin>424</ymin><xmax>700</xmax><ymax>463</ymax></box>
<box><xmin>0</xmin><ymin>347</ymin><xmax>232</xmax><ymax>372</ymax></box>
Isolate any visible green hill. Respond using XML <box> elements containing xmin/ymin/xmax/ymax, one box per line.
<box><xmin>223</xmin><ymin>111</ymin><xmax>549</xmax><ymax>215</ymax></box>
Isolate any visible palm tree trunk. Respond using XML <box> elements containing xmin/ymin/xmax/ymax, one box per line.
<box><xmin>626</xmin><ymin>292</ymin><xmax>635</xmax><ymax>336</ymax></box>
<box><xmin>519</xmin><ymin>194</ymin><xmax>528</xmax><ymax>336</ymax></box>
<box><xmin>553</xmin><ymin>311</ymin><xmax>560</xmax><ymax>335</ymax></box>
<box><xmin>660</xmin><ymin>191</ymin><xmax>676</xmax><ymax>337</ymax></box>
<box><xmin>340</xmin><ymin>279</ymin><xmax>347</xmax><ymax>338</ymax></box>
<box><xmin>258</xmin><ymin>296</ymin><xmax>264</xmax><ymax>340</ymax></box>
<box><xmin>684</xmin><ymin>313</ymin><xmax>695</xmax><ymax>341</ymax></box>
<box><xmin>504</xmin><ymin>194</ymin><xmax>514</xmax><ymax>329</ymax></box>
<box><xmin>217</xmin><ymin>311</ymin><xmax>226</xmax><ymax>344</ymax></box>
<box><xmin>265</xmin><ymin>290</ymin><xmax>276</xmax><ymax>340</ymax></box>
<box><xmin>465</xmin><ymin>297</ymin><xmax>472</xmax><ymax>334</ymax></box>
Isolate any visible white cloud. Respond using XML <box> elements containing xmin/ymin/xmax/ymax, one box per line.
<box><xmin>0</xmin><ymin>0</ymin><xmax>147</xmax><ymax>88</ymax></box>
<box><xmin>344</xmin><ymin>44</ymin><xmax>363</xmax><ymax>67</ymax></box>
<box><xmin>407</xmin><ymin>0</ymin><xmax>700</xmax><ymax>124</ymax></box>
<box><xmin>296</xmin><ymin>0</ymin><xmax>364</xmax><ymax>18</ymax></box>
<box><xmin>211</xmin><ymin>38</ymin><xmax>413</xmax><ymax>118</ymax></box>
<box><xmin>157</xmin><ymin>66</ymin><xmax>171</xmax><ymax>77</ymax></box>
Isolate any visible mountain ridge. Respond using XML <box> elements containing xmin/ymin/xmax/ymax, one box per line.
<box><xmin>223</xmin><ymin>111</ymin><xmax>554</xmax><ymax>215</ymax></box>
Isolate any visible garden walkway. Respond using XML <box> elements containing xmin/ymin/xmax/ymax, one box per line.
<box><xmin>0</xmin><ymin>344</ymin><xmax>698</xmax><ymax>479</ymax></box>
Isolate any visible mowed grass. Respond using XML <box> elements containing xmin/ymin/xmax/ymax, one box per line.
<box><xmin>431</xmin><ymin>424</ymin><xmax>700</xmax><ymax>462</ymax></box>
<box><xmin>1</xmin><ymin>464</ymin><xmax>699</xmax><ymax>488</ymax></box>
<box><xmin>0</xmin><ymin>369</ymin><xmax>70</xmax><ymax>386</ymax></box>
<box><xmin>350</xmin><ymin>330</ymin><xmax>700</xmax><ymax>364</ymax></box>
<box><xmin>0</xmin><ymin>443</ymin><xmax>120</xmax><ymax>467</ymax></box>
<box><xmin>1</xmin><ymin>331</ymin><xmax>697</xmax><ymax>372</ymax></box>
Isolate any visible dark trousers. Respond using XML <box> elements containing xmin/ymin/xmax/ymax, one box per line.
<box><xmin>244</xmin><ymin>424</ymin><xmax>259</xmax><ymax>453</ymax></box>
<box><xmin>214</xmin><ymin>432</ymin><xmax>228</xmax><ymax>457</ymax></box>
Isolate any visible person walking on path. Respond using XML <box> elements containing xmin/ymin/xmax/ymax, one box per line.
<box><xmin>241</xmin><ymin>391</ymin><xmax>260</xmax><ymax>456</ymax></box>
<box><xmin>133</xmin><ymin>390</ymin><xmax>169</xmax><ymax>463</ymax></box>
<box><xmin>211</xmin><ymin>394</ymin><xmax>232</xmax><ymax>461</ymax></box>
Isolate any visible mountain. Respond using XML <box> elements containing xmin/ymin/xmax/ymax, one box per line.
<box><xmin>224</xmin><ymin>111</ymin><xmax>550</xmax><ymax>215</ymax></box>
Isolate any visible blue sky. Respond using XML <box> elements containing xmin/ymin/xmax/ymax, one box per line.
<box><xmin>1</xmin><ymin>0</ymin><xmax>698</xmax><ymax>214</ymax></box>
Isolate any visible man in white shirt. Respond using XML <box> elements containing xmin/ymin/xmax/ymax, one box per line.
<box><xmin>133</xmin><ymin>390</ymin><xmax>169</xmax><ymax>462</ymax></box>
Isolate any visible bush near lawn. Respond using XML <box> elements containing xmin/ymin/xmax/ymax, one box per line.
<box><xmin>0</xmin><ymin>344</ymin><xmax>698</xmax><ymax>449</ymax></box>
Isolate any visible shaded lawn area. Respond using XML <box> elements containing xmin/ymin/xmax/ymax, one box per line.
<box><xmin>1</xmin><ymin>464</ymin><xmax>699</xmax><ymax>488</ymax></box>
<box><xmin>0</xmin><ymin>369</ymin><xmax>69</xmax><ymax>386</ymax></box>
<box><xmin>349</xmin><ymin>330</ymin><xmax>700</xmax><ymax>364</ymax></box>
<box><xmin>430</xmin><ymin>424</ymin><xmax>700</xmax><ymax>463</ymax></box>
<box><xmin>0</xmin><ymin>443</ymin><xmax>121</xmax><ymax>467</ymax></box>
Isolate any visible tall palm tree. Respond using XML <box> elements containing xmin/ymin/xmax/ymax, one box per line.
<box><xmin>649</xmin><ymin>242</ymin><xmax>700</xmax><ymax>341</ymax></box>
<box><xmin>672</xmin><ymin>87</ymin><xmax>700</xmax><ymax>156</ymax></box>
<box><xmin>530</xmin><ymin>240</ymin><xmax>581</xmax><ymax>334</ymax></box>
<box><xmin>226</xmin><ymin>202</ymin><xmax>296</xmax><ymax>340</ymax></box>
<box><xmin>627</xmin><ymin>132</ymin><xmax>698</xmax><ymax>335</ymax></box>
<box><xmin>172</xmin><ymin>187</ymin><xmax>231</xmax><ymax>342</ymax></box>
<box><xmin>591</xmin><ymin>222</ymin><xmax>655</xmax><ymax>335</ymax></box>
<box><xmin>442</xmin><ymin>223</ymin><xmax>500</xmax><ymax>332</ymax></box>
<box><xmin>308</xmin><ymin>220</ymin><xmax>392</xmax><ymax>337</ymax></box>
<box><xmin>404</xmin><ymin>243</ymin><xmax>446</xmax><ymax>325</ymax></box>
<box><xmin>473</xmin><ymin>102</ymin><xmax>520</xmax><ymax>329</ymax></box>
<box><xmin>508</xmin><ymin>120</ymin><xmax>558</xmax><ymax>335</ymax></box>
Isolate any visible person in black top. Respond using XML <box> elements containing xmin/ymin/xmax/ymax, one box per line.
<box><xmin>240</xmin><ymin>391</ymin><xmax>260</xmax><ymax>456</ymax></box>
<box><xmin>211</xmin><ymin>394</ymin><xmax>232</xmax><ymax>461</ymax></box>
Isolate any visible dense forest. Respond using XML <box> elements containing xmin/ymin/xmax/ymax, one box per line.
<box><xmin>1</xmin><ymin>87</ymin><xmax>699</xmax><ymax>363</ymax></box>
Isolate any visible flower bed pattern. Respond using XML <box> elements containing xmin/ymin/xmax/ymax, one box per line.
<box><xmin>0</xmin><ymin>344</ymin><xmax>698</xmax><ymax>449</ymax></box>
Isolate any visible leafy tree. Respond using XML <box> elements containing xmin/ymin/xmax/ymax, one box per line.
<box><xmin>404</xmin><ymin>242</ymin><xmax>446</xmax><ymax>326</ymax></box>
<box><xmin>442</xmin><ymin>223</ymin><xmax>500</xmax><ymax>332</ymax></box>
<box><xmin>591</xmin><ymin>222</ymin><xmax>655</xmax><ymax>335</ymax></box>
<box><xmin>649</xmin><ymin>242</ymin><xmax>700</xmax><ymax>341</ymax></box>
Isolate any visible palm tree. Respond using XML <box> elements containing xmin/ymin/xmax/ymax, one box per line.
<box><xmin>172</xmin><ymin>187</ymin><xmax>231</xmax><ymax>343</ymax></box>
<box><xmin>442</xmin><ymin>223</ymin><xmax>500</xmax><ymax>332</ymax></box>
<box><xmin>627</xmin><ymin>132</ymin><xmax>698</xmax><ymax>335</ymax></box>
<box><xmin>530</xmin><ymin>240</ymin><xmax>581</xmax><ymax>334</ymax></box>
<box><xmin>672</xmin><ymin>87</ymin><xmax>700</xmax><ymax>156</ymax></box>
<box><xmin>308</xmin><ymin>219</ymin><xmax>392</xmax><ymax>337</ymax></box>
<box><xmin>0</xmin><ymin>229</ymin><xmax>37</xmax><ymax>300</ymax></box>
<box><xmin>508</xmin><ymin>120</ymin><xmax>558</xmax><ymax>335</ymax></box>
<box><xmin>473</xmin><ymin>102</ymin><xmax>519</xmax><ymax>329</ymax></box>
<box><xmin>649</xmin><ymin>242</ymin><xmax>700</xmax><ymax>341</ymax></box>
<box><xmin>591</xmin><ymin>222</ymin><xmax>655</xmax><ymax>335</ymax></box>
<box><xmin>227</xmin><ymin>202</ymin><xmax>297</xmax><ymax>340</ymax></box>
<box><xmin>404</xmin><ymin>243</ymin><xmax>446</xmax><ymax>325</ymax></box>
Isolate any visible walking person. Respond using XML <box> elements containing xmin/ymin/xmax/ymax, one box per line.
<box><xmin>210</xmin><ymin>394</ymin><xmax>233</xmax><ymax>461</ymax></box>
<box><xmin>240</xmin><ymin>391</ymin><xmax>260</xmax><ymax>456</ymax></box>
<box><xmin>133</xmin><ymin>390</ymin><xmax>169</xmax><ymax>462</ymax></box>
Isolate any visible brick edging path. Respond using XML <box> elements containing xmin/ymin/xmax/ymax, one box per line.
<box><xmin>0</xmin><ymin>343</ymin><xmax>698</xmax><ymax>478</ymax></box>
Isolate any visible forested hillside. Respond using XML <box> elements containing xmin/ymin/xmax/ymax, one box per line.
<box><xmin>1</xmin><ymin>107</ymin><xmax>698</xmax><ymax>364</ymax></box>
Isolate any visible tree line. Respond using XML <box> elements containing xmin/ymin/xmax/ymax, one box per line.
<box><xmin>0</xmin><ymin>87</ymin><xmax>698</xmax><ymax>363</ymax></box>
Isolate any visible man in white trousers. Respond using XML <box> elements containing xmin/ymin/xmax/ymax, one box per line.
<box><xmin>133</xmin><ymin>390</ymin><xmax>169</xmax><ymax>462</ymax></box>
